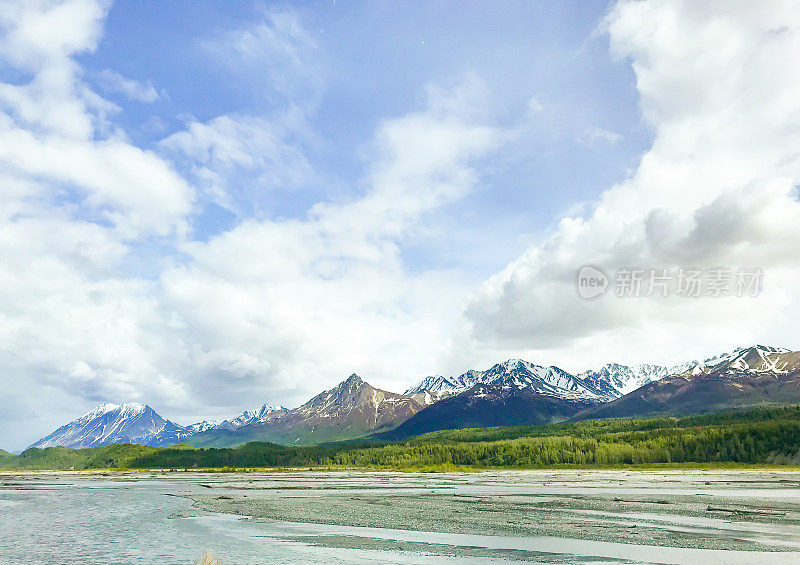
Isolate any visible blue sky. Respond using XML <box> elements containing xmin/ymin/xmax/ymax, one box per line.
<box><xmin>2</xmin><ymin>0</ymin><xmax>800</xmax><ymax>451</ymax></box>
<box><xmin>89</xmin><ymin>1</ymin><xmax>648</xmax><ymax>255</ymax></box>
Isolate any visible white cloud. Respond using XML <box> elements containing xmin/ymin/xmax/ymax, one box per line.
<box><xmin>4</xmin><ymin>0</ymin><xmax>800</xmax><ymax>453</ymax></box>
<box><xmin>458</xmin><ymin>0</ymin><xmax>800</xmax><ymax>372</ymax></box>
<box><xmin>0</xmin><ymin>1</ymin><xmax>193</xmax><ymax>237</ymax></box>
<box><xmin>95</xmin><ymin>69</ymin><xmax>161</xmax><ymax>103</ymax></box>
<box><xmin>0</xmin><ymin>0</ymin><xmax>195</xmax><ymax>449</ymax></box>
<box><xmin>160</xmin><ymin>111</ymin><xmax>318</xmax><ymax>213</ymax></box>
<box><xmin>527</xmin><ymin>96</ymin><xmax>544</xmax><ymax>115</ymax></box>
<box><xmin>578</xmin><ymin>126</ymin><xmax>622</xmax><ymax>146</ymax></box>
<box><xmin>158</xmin><ymin>85</ymin><xmax>500</xmax><ymax>407</ymax></box>
<box><xmin>203</xmin><ymin>10</ymin><xmax>323</xmax><ymax>105</ymax></box>
<box><xmin>0</xmin><ymin>0</ymin><xmax>503</xmax><ymax>451</ymax></box>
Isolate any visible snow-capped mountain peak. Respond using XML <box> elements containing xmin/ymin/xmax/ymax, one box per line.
<box><xmin>578</xmin><ymin>364</ymin><xmax>673</xmax><ymax>398</ymax></box>
<box><xmin>406</xmin><ymin>358</ymin><xmax>605</xmax><ymax>403</ymax></box>
<box><xmin>29</xmin><ymin>403</ymin><xmax>189</xmax><ymax>449</ymax></box>
<box><xmin>404</xmin><ymin>375</ymin><xmax>461</xmax><ymax>395</ymax></box>
<box><xmin>577</xmin><ymin>345</ymin><xmax>799</xmax><ymax>399</ymax></box>
<box><xmin>84</xmin><ymin>402</ymin><xmax>146</xmax><ymax>419</ymax></box>
<box><xmin>188</xmin><ymin>403</ymin><xmax>287</xmax><ymax>433</ymax></box>
<box><xmin>678</xmin><ymin>344</ymin><xmax>797</xmax><ymax>375</ymax></box>
<box><xmin>407</xmin><ymin>345</ymin><xmax>799</xmax><ymax>405</ymax></box>
<box><xmin>187</xmin><ymin>419</ymin><xmax>225</xmax><ymax>434</ymax></box>
<box><xmin>480</xmin><ymin>359</ymin><xmax>604</xmax><ymax>400</ymax></box>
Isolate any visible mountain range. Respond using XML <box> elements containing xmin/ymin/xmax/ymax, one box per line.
<box><xmin>186</xmin><ymin>403</ymin><xmax>286</xmax><ymax>434</ymax></box>
<box><xmin>24</xmin><ymin>344</ymin><xmax>800</xmax><ymax>450</ymax></box>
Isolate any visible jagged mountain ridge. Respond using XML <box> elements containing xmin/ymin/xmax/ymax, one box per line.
<box><xmin>577</xmin><ymin>364</ymin><xmax>678</xmax><ymax>398</ymax></box>
<box><xmin>406</xmin><ymin>345</ymin><xmax>800</xmax><ymax>403</ymax></box>
<box><xmin>187</xmin><ymin>403</ymin><xmax>287</xmax><ymax>434</ymax></box>
<box><xmin>678</xmin><ymin>345</ymin><xmax>797</xmax><ymax>375</ymax></box>
<box><xmin>405</xmin><ymin>370</ymin><xmax>482</xmax><ymax>405</ymax></box>
<box><xmin>405</xmin><ymin>360</ymin><xmax>606</xmax><ymax>403</ymax></box>
<box><xmin>29</xmin><ymin>402</ymin><xmax>288</xmax><ymax>450</ymax></box>
<box><xmin>576</xmin><ymin>367</ymin><xmax>800</xmax><ymax>420</ymax></box>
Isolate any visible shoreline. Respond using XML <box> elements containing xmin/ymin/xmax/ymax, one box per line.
<box><xmin>0</xmin><ymin>464</ymin><xmax>800</xmax><ymax>479</ymax></box>
<box><xmin>2</xmin><ymin>461</ymin><xmax>799</xmax><ymax>476</ymax></box>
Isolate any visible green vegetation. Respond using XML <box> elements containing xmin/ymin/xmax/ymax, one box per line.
<box><xmin>1</xmin><ymin>443</ymin><xmax>195</xmax><ymax>471</ymax></box>
<box><xmin>407</xmin><ymin>405</ymin><xmax>800</xmax><ymax>444</ymax></box>
<box><xmin>0</xmin><ymin>449</ymin><xmax>14</xmax><ymax>466</ymax></box>
<box><xmin>2</xmin><ymin>406</ymin><xmax>798</xmax><ymax>471</ymax></box>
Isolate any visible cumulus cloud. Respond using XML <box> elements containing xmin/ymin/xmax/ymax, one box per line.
<box><xmin>458</xmin><ymin>0</ymin><xmax>800</xmax><ymax>371</ymax></box>
<box><xmin>0</xmin><ymin>0</ymin><xmax>194</xmax><ymax>449</ymax></box>
<box><xmin>0</xmin><ymin>1</ymin><xmax>501</xmax><ymax>450</ymax></box>
<box><xmin>0</xmin><ymin>1</ymin><xmax>193</xmax><ymax>237</ymax></box>
<box><xmin>158</xmin><ymin>86</ymin><xmax>500</xmax><ymax>409</ymax></box>
<box><xmin>4</xmin><ymin>0</ymin><xmax>800</xmax><ymax>452</ymax></box>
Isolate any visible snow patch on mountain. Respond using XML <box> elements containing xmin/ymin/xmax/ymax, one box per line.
<box><xmin>406</xmin><ymin>359</ymin><xmax>605</xmax><ymax>402</ymax></box>
<box><xmin>679</xmin><ymin>345</ymin><xmax>794</xmax><ymax>375</ymax></box>
<box><xmin>577</xmin><ymin>364</ymin><xmax>675</xmax><ymax>398</ymax></box>
<box><xmin>407</xmin><ymin>345</ymin><xmax>798</xmax><ymax>404</ymax></box>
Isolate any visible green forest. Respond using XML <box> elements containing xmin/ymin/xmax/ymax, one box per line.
<box><xmin>3</xmin><ymin>405</ymin><xmax>799</xmax><ymax>471</ymax></box>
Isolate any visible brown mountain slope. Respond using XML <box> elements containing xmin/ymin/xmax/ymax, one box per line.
<box><xmin>575</xmin><ymin>368</ymin><xmax>800</xmax><ymax>420</ymax></box>
<box><xmin>188</xmin><ymin>374</ymin><xmax>422</xmax><ymax>447</ymax></box>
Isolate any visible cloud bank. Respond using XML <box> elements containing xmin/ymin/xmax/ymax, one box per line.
<box><xmin>460</xmin><ymin>0</ymin><xmax>800</xmax><ymax>370</ymax></box>
<box><xmin>2</xmin><ymin>0</ymin><xmax>800</xmax><ymax>451</ymax></box>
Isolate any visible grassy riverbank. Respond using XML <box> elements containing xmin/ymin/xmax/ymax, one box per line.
<box><xmin>2</xmin><ymin>405</ymin><xmax>798</xmax><ymax>471</ymax></box>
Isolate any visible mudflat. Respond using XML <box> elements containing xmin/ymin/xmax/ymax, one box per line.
<box><xmin>3</xmin><ymin>468</ymin><xmax>800</xmax><ymax>563</ymax></box>
<box><xmin>178</xmin><ymin>469</ymin><xmax>800</xmax><ymax>552</ymax></box>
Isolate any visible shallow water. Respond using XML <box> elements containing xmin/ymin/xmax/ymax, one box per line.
<box><xmin>1</xmin><ymin>471</ymin><xmax>799</xmax><ymax>564</ymax></box>
<box><xmin>0</xmin><ymin>479</ymin><xmax>497</xmax><ymax>565</ymax></box>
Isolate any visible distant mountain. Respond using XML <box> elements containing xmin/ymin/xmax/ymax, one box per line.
<box><xmin>405</xmin><ymin>359</ymin><xmax>605</xmax><ymax>403</ymax></box>
<box><xmin>26</xmin><ymin>345</ymin><xmax>799</xmax><ymax>451</ymax></box>
<box><xmin>480</xmin><ymin>359</ymin><xmax>605</xmax><ymax>399</ymax></box>
<box><xmin>574</xmin><ymin>345</ymin><xmax>800</xmax><ymax>409</ymax></box>
<box><xmin>380</xmin><ymin>384</ymin><xmax>598</xmax><ymax>440</ymax></box>
<box><xmin>188</xmin><ymin>374</ymin><xmax>423</xmax><ymax>447</ymax></box>
<box><xmin>677</xmin><ymin>345</ymin><xmax>798</xmax><ymax>375</ymax></box>
<box><xmin>28</xmin><ymin>403</ymin><xmax>190</xmax><ymax>449</ymax></box>
<box><xmin>404</xmin><ymin>371</ymin><xmax>482</xmax><ymax>405</ymax></box>
<box><xmin>576</xmin><ymin>351</ymin><xmax>800</xmax><ymax>421</ymax></box>
<box><xmin>577</xmin><ymin>364</ymin><xmax>676</xmax><ymax>398</ymax></box>
<box><xmin>187</xmin><ymin>403</ymin><xmax>286</xmax><ymax>434</ymax></box>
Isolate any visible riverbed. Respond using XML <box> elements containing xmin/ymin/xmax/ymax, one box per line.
<box><xmin>1</xmin><ymin>469</ymin><xmax>798</xmax><ymax>564</ymax></box>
